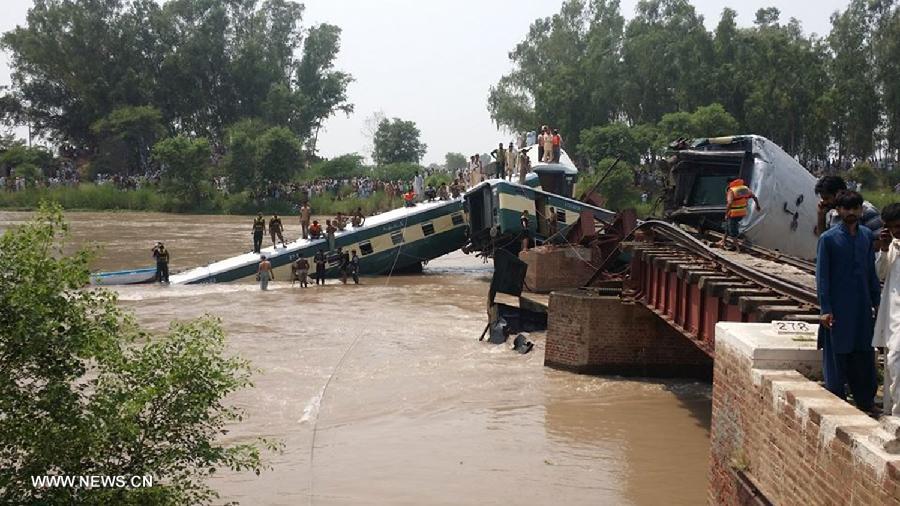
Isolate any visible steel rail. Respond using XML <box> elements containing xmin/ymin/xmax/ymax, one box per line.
<box><xmin>634</xmin><ymin>220</ymin><xmax>819</xmax><ymax>307</ymax></box>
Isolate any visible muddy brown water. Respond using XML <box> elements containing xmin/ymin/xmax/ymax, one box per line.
<box><xmin>0</xmin><ymin>211</ymin><xmax>711</xmax><ymax>505</ymax></box>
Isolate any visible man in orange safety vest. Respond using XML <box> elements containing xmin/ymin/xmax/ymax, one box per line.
<box><xmin>718</xmin><ymin>178</ymin><xmax>762</xmax><ymax>250</ymax></box>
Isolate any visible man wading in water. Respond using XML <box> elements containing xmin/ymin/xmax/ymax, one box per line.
<box><xmin>314</xmin><ymin>249</ymin><xmax>327</xmax><ymax>285</ymax></box>
<box><xmin>257</xmin><ymin>255</ymin><xmax>274</xmax><ymax>290</ymax></box>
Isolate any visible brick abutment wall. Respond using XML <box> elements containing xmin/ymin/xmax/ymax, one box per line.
<box><xmin>710</xmin><ymin>322</ymin><xmax>900</xmax><ymax>505</ymax></box>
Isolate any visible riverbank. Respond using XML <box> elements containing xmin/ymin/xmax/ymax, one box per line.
<box><xmin>0</xmin><ymin>184</ymin><xmax>403</xmax><ymax>216</ymax></box>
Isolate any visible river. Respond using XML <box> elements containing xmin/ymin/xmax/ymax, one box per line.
<box><xmin>0</xmin><ymin>210</ymin><xmax>711</xmax><ymax>505</ymax></box>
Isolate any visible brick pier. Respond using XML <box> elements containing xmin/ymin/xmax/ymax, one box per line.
<box><xmin>544</xmin><ymin>288</ymin><xmax>712</xmax><ymax>379</ymax></box>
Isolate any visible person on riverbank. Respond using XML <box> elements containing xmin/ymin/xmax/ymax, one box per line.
<box><xmin>292</xmin><ymin>256</ymin><xmax>310</xmax><ymax>287</ymax></box>
<box><xmin>257</xmin><ymin>255</ymin><xmax>274</xmax><ymax>290</ymax></box>
<box><xmin>874</xmin><ymin>203</ymin><xmax>900</xmax><ymax>415</ymax></box>
<box><xmin>326</xmin><ymin>219</ymin><xmax>337</xmax><ymax>251</ymax></box>
<box><xmin>270</xmin><ymin>214</ymin><xmax>286</xmax><ymax>248</ymax></box>
<box><xmin>351</xmin><ymin>207</ymin><xmax>366</xmax><ymax>227</ymax></box>
<box><xmin>314</xmin><ymin>249</ymin><xmax>327</xmax><ymax>285</ymax></box>
<box><xmin>350</xmin><ymin>250</ymin><xmax>360</xmax><ymax>284</ymax></box>
<box><xmin>300</xmin><ymin>202</ymin><xmax>311</xmax><ymax>239</ymax></box>
<box><xmin>252</xmin><ymin>212</ymin><xmax>266</xmax><ymax>253</ymax></box>
<box><xmin>309</xmin><ymin>220</ymin><xmax>322</xmax><ymax>239</ymax></box>
<box><xmin>152</xmin><ymin>242</ymin><xmax>169</xmax><ymax>283</ymax></box>
<box><xmin>816</xmin><ymin>190</ymin><xmax>881</xmax><ymax>413</ymax></box>
<box><xmin>491</xmin><ymin>143</ymin><xmax>507</xmax><ymax>181</ymax></box>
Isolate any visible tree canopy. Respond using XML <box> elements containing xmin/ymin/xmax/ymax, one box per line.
<box><xmin>490</xmin><ymin>0</ymin><xmax>900</xmax><ymax>163</ymax></box>
<box><xmin>372</xmin><ymin>118</ymin><xmax>427</xmax><ymax>165</ymax></box>
<box><xmin>1</xmin><ymin>0</ymin><xmax>353</xmax><ymax>157</ymax></box>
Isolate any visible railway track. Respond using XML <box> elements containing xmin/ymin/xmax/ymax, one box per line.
<box><xmin>610</xmin><ymin>220</ymin><xmax>820</xmax><ymax>355</ymax></box>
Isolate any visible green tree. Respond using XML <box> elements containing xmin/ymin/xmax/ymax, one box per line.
<box><xmin>873</xmin><ymin>3</ymin><xmax>900</xmax><ymax>160</ymax></box>
<box><xmin>91</xmin><ymin>105</ymin><xmax>165</xmax><ymax>175</ymax></box>
<box><xmin>310</xmin><ymin>153</ymin><xmax>366</xmax><ymax>179</ymax></box>
<box><xmin>1</xmin><ymin>0</ymin><xmax>352</xmax><ymax>155</ymax></box>
<box><xmin>657</xmin><ymin>111</ymin><xmax>695</xmax><ymax>141</ymax></box>
<box><xmin>153</xmin><ymin>136</ymin><xmax>211</xmax><ymax>199</ymax></box>
<box><xmin>224</xmin><ymin>119</ymin><xmax>268</xmax><ymax>193</ymax></box>
<box><xmin>257</xmin><ymin>127</ymin><xmax>302</xmax><ymax>186</ymax></box>
<box><xmin>444</xmin><ymin>152</ymin><xmax>467</xmax><ymax>171</ymax></box>
<box><xmin>827</xmin><ymin>0</ymin><xmax>881</xmax><ymax>161</ymax></box>
<box><xmin>577</xmin><ymin>122</ymin><xmax>640</xmax><ymax>165</ymax></box>
<box><xmin>373</xmin><ymin>162</ymin><xmax>422</xmax><ymax>182</ymax></box>
<box><xmin>0</xmin><ymin>205</ymin><xmax>274</xmax><ymax>505</ymax></box>
<box><xmin>372</xmin><ymin>118</ymin><xmax>427</xmax><ymax>165</ymax></box>
<box><xmin>690</xmin><ymin>103</ymin><xmax>739</xmax><ymax>137</ymax></box>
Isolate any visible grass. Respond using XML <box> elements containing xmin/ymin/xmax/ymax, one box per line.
<box><xmin>0</xmin><ymin>185</ymin><xmax>405</xmax><ymax>216</ymax></box>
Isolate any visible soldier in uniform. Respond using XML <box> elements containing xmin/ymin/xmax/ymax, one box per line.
<box><xmin>252</xmin><ymin>213</ymin><xmax>266</xmax><ymax>253</ymax></box>
<box><xmin>270</xmin><ymin>214</ymin><xmax>286</xmax><ymax>248</ymax></box>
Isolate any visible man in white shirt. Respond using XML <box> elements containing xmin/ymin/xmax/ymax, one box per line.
<box><xmin>874</xmin><ymin>203</ymin><xmax>900</xmax><ymax>414</ymax></box>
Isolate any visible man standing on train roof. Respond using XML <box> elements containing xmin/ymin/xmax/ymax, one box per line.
<box><xmin>269</xmin><ymin>213</ymin><xmax>286</xmax><ymax>248</ymax></box>
<box><xmin>314</xmin><ymin>248</ymin><xmax>327</xmax><ymax>285</ymax></box>
<box><xmin>816</xmin><ymin>190</ymin><xmax>881</xmax><ymax>413</ymax></box>
<box><xmin>351</xmin><ymin>207</ymin><xmax>366</xmax><ymax>227</ymax></box>
<box><xmin>874</xmin><ymin>203</ymin><xmax>900</xmax><ymax>415</ymax></box>
<box><xmin>299</xmin><ymin>202</ymin><xmax>311</xmax><ymax>240</ymax></box>
<box><xmin>815</xmin><ymin>175</ymin><xmax>882</xmax><ymax>238</ymax></box>
<box><xmin>152</xmin><ymin>241</ymin><xmax>169</xmax><ymax>283</ymax></box>
<box><xmin>717</xmin><ymin>178</ymin><xmax>761</xmax><ymax>251</ymax></box>
<box><xmin>506</xmin><ymin>141</ymin><xmax>517</xmax><ymax>181</ymax></box>
<box><xmin>252</xmin><ymin>212</ymin><xmax>266</xmax><ymax>253</ymax></box>
<box><xmin>413</xmin><ymin>171</ymin><xmax>424</xmax><ymax>203</ymax></box>
<box><xmin>491</xmin><ymin>143</ymin><xmax>507</xmax><ymax>181</ymax></box>
<box><xmin>518</xmin><ymin>148</ymin><xmax>530</xmax><ymax>185</ymax></box>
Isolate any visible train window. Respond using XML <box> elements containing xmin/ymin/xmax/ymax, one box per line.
<box><xmin>359</xmin><ymin>241</ymin><xmax>374</xmax><ymax>256</ymax></box>
<box><xmin>422</xmin><ymin>223</ymin><xmax>435</xmax><ymax>236</ymax></box>
<box><xmin>391</xmin><ymin>231</ymin><xmax>405</xmax><ymax>245</ymax></box>
<box><xmin>327</xmin><ymin>253</ymin><xmax>341</xmax><ymax>266</ymax></box>
<box><xmin>451</xmin><ymin>213</ymin><xmax>464</xmax><ymax>226</ymax></box>
<box><xmin>556</xmin><ymin>209</ymin><xmax>567</xmax><ymax>223</ymax></box>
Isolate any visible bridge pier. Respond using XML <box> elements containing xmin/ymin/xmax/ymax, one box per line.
<box><xmin>544</xmin><ymin>288</ymin><xmax>712</xmax><ymax>380</ymax></box>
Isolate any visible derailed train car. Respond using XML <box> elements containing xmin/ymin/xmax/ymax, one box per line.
<box><xmin>663</xmin><ymin>135</ymin><xmax>819</xmax><ymax>259</ymax></box>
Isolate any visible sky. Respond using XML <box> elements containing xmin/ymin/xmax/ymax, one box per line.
<box><xmin>0</xmin><ymin>0</ymin><xmax>852</xmax><ymax>165</ymax></box>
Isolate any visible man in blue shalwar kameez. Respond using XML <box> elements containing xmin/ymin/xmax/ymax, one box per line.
<box><xmin>816</xmin><ymin>190</ymin><xmax>881</xmax><ymax>411</ymax></box>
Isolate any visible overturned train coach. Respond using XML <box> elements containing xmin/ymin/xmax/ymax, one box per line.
<box><xmin>663</xmin><ymin>135</ymin><xmax>819</xmax><ymax>259</ymax></box>
<box><xmin>463</xmin><ymin>148</ymin><xmax>616</xmax><ymax>255</ymax></box>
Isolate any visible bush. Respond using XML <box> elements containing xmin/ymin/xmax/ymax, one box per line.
<box><xmin>373</xmin><ymin>162</ymin><xmax>422</xmax><ymax>182</ymax></box>
<box><xmin>848</xmin><ymin>161</ymin><xmax>880</xmax><ymax>190</ymax></box>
